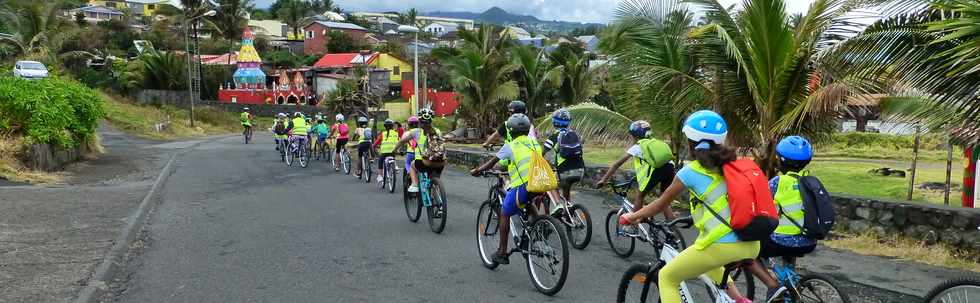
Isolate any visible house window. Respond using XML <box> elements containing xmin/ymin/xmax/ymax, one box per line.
<box><xmin>306</xmin><ymin>30</ymin><xmax>314</xmax><ymax>39</ymax></box>
<box><xmin>393</xmin><ymin>66</ymin><xmax>400</xmax><ymax>75</ymax></box>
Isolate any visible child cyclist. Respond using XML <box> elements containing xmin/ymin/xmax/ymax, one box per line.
<box><xmin>329</xmin><ymin>114</ymin><xmax>350</xmax><ymax>172</ymax></box>
<box><xmin>541</xmin><ymin>108</ymin><xmax>586</xmax><ymax>213</ymax></box>
<box><xmin>272</xmin><ymin>113</ymin><xmax>289</xmax><ymax>151</ymax></box>
<box><xmin>373</xmin><ymin>119</ymin><xmax>400</xmax><ymax>183</ymax></box>
<box><xmin>403</xmin><ymin>116</ymin><xmax>421</xmax><ymax>192</ymax></box>
<box><xmin>595</xmin><ymin>120</ymin><xmax>677</xmax><ymax>220</ymax></box>
<box><xmin>469</xmin><ymin>113</ymin><xmax>539</xmax><ymax>265</ymax></box>
<box><xmin>352</xmin><ymin>116</ymin><xmax>371</xmax><ymax>178</ymax></box>
<box><xmin>620</xmin><ymin>110</ymin><xmax>758</xmax><ymax>303</ymax></box>
<box><xmin>745</xmin><ymin>136</ymin><xmax>819</xmax><ymax>302</ymax></box>
<box><xmin>312</xmin><ymin>118</ymin><xmax>330</xmax><ymax>156</ymax></box>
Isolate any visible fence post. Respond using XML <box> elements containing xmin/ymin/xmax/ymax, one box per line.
<box><xmin>945</xmin><ymin>134</ymin><xmax>954</xmax><ymax>205</ymax></box>
<box><xmin>907</xmin><ymin>125</ymin><xmax>920</xmax><ymax>200</ymax></box>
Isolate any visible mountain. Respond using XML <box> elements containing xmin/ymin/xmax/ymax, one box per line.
<box><xmin>425</xmin><ymin>7</ymin><xmax>599</xmax><ymax>34</ymax></box>
<box><xmin>428</xmin><ymin>6</ymin><xmax>540</xmax><ymax>25</ymax></box>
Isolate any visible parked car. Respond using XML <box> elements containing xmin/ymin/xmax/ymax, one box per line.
<box><xmin>13</xmin><ymin>61</ymin><xmax>48</xmax><ymax>79</ymax></box>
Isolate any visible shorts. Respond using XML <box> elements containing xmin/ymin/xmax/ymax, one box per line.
<box><xmin>357</xmin><ymin>142</ymin><xmax>371</xmax><ymax>157</ymax></box>
<box><xmin>405</xmin><ymin>152</ymin><xmax>415</xmax><ymax>169</ymax></box>
<box><xmin>288</xmin><ymin>136</ymin><xmax>307</xmax><ymax>145</ymax></box>
<box><xmin>759</xmin><ymin>235</ymin><xmax>816</xmax><ymax>258</ymax></box>
<box><xmin>335</xmin><ymin>139</ymin><xmax>348</xmax><ymax>153</ymax></box>
<box><xmin>558</xmin><ymin>168</ymin><xmax>585</xmax><ymax>189</ymax></box>
<box><xmin>317</xmin><ymin>135</ymin><xmax>327</xmax><ymax>142</ymax></box>
<box><xmin>413</xmin><ymin>160</ymin><xmax>444</xmax><ymax>179</ymax></box>
<box><xmin>503</xmin><ymin>184</ymin><xmax>543</xmax><ymax>217</ymax></box>
<box><xmin>640</xmin><ymin>162</ymin><xmax>676</xmax><ymax>194</ymax></box>
<box><xmin>377</xmin><ymin>153</ymin><xmax>395</xmax><ymax>169</ymax></box>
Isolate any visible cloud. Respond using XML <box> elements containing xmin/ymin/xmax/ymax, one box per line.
<box><xmin>251</xmin><ymin>0</ymin><xmax>816</xmax><ymax>23</ymax></box>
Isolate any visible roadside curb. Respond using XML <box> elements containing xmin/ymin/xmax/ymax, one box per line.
<box><xmin>71</xmin><ymin>137</ymin><xmax>221</xmax><ymax>303</ymax></box>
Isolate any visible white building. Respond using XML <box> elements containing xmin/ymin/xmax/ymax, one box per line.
<box><xmin>353</xmin><ymin>12</ymin><xmax>475</xmax><ymax>31</ymax></box>
<box><xmin>423</xmin><ymin>22</ymin><xmax>459</xmax><ymax>37</ymax></box>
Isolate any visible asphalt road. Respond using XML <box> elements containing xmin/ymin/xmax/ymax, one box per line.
<box><xmin>109</xmin><ymin>132</ymin><xmax>921</xmax><ymax>302</ymax></box>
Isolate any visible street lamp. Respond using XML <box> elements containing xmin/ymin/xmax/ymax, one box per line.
<box><xmin>397</xmin><ymin>25</ymin><xmax>420</xmax><ymax>114</ymax></box>
<box><xmin>184</xmin><ymin>9</ymin><xmax>217</xmax><ymax>127</ymax></box>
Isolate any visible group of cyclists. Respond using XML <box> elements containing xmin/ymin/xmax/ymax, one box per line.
<box><xmin>240</xmin><ymin>99</ymin><xmax>833</xmax><ymax>302</ymax></box>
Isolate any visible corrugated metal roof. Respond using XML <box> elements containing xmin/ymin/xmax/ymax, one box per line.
<box><xmin>75</xmin><ymin>5</ymin><xmax>124</xmax><ymax>14</ymax></box>
<box><xmin>309</xmin><ymin>21</ymin><xmax>368</xmax><ymax>31</ymax></box>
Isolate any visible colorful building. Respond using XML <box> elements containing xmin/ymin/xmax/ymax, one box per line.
<box><xmin>218</xmin><ymin>28</ymin><xmax>313</xmax><ymax>105</ymax></box>
<box><xmin>311</xmin><ymin>52</ymin><xmax>412</xmax><ymax>85</ymax></box>
<box><xmin>88</xmin><ymin>0</ymin><xmax>173</xmax><ymax>17</ymax></box>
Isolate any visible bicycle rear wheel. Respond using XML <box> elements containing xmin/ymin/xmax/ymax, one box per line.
<box><xmin>476</xmin><ymin>200</ymin><xmax>501</xmax><ymax>269</ymax></box>
<box><xmin>525</xmin><ymin>215</ymin><xmax>569</xmax><ymax>296</ymax></box>
<box><xmin>564</xmin><ymin>204</ymin><xmax>592</xmax><ymax>249</ymax></box>
<box><xmin>926</xmin><ymin>277</ymin><xmax>980</xmax><ymax>303</ymax></box>
<box><xmin>342</xmin><ymin>151</ymin><xmax>351</xmax><ymax>175</ymax></box>
<box><xmin>403</xmin><ymin>171</ymin><xmax>421</xmax><ymax>222</ymax></box>
<box><xmin>794</xmin><ymin>273</ymin><xmax>850</xmax><ymax>303</ymax></box>
<box><xmin>605</xmin><ymin>210</ymin><xmax>635</xmax><ymax>257</ymax></box>
<box><xmin>361</xmin><ymin>156</ymin><xmax>372</xmax><ymax>183</ymax></box>
<box><xmin>299</xmin><ymin>145</ymin><xmax>309</xmax><ymax>168</ymax></box>
<box><xmin>617</xmin><ymin>263</ymin><xmax>657</xmax><ymax>303</ymax></box>
<box><xmin>285</xmin><ymin>143</ymin><xmax>294</xmax><ymax>167</ymax></box>
<box><xmin>385</xmin><ymin>162</ymin><xmax>397</xmax><ymax>193</ymax></box>
<box><xmin>426</xmin><ymin>180</ymin><xmax>447</xmax><ymax>233</ymax></box>
<box><xmin>279</xmin><ymin>141</ymin><xmax>286</xmax><ymax>162</ymax></box>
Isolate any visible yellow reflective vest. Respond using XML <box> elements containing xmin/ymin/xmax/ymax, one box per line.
<box><xmin>774</xmin><ymin>171</ymin><xmax>807</xmax><ymax>236</ymax></box>
<box><xmin>506</xmin><ymin>136</ymin><xmax>540</xmax><ymax>189</ymax></box>
<box><xmin>687</xmin><ymin>161</ymin><xmax>735</xmax><ymax>250</ymax></box>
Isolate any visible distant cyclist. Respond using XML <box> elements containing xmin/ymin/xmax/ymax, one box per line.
<box><xmin>596</xmin><ymin>120</ymin><xmax>677</xmax><ymax>220</ymax></box>
<box><xmin>329</xmin><ymin>114</ymin><xmax>350</xmax><ymax>172</ymax></box>
<box><xmin>373</xmin><ymin>119</ymin><xmax>400</xmax><ymax>183</ymax></box>
<box><xmin>240</xmin><ymin>107</ymin><xmax>254</xmax><ymax>137</ymax></box>
<box><xmin>312</xmin><ymin>118</ymin><xmax>330</xmax><ymax>153</ymax></box>
<box><xmin>353</xmin><ymin>116</ymin><xmax>372</xmax><ymax>178</ymax></box>
<box><xmin>481</xmin><ymin>100</ymin><xmax>536</xmax><ymax>148</ymax></box>
<box><xmin>272</xmin><ymin>113</ymin><xmax>289</xmax><ymax>150</ymax></box>
<box><xmin>285</xmin><ymin>112</ymin><xmax>309</xmax><ymax>153</ymax></box>
<box><xmin>392</xmin><ymin>109</ymin><xmax>444</xmax><ymax>193</ymax></box>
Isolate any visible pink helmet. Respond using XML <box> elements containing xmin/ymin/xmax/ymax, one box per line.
<box><xmin>408</xmin><ymin>116</ymin><xmax>419</xmax><ymax>124</ymax></box>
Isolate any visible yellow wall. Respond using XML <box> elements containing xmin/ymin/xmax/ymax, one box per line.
<box><xmin>88</xmin><ymin>0</ymin><xmax>168</xmax><ymax>16</ymax></box>
<box><xmin>370</xmin><ymin>53</ymin><xmax>413</xmax><ymax>83</ymax></box>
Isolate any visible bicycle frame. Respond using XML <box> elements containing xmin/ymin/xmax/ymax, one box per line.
<box><xmin>656</xmin><ymin>244</ymin><xmax>737</xmax><ymax>303</ymax></box>
<box><xmin>420</xmin><ymin>172</ymin><xmax>433</xmax><ymax>207</ymax></box>
<box><xmin>769</xmin><ymin>258</ymin><xmax>804</xmax><ymax>302</ymax></box>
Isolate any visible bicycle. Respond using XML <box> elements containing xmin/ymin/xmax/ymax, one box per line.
<box><xmin>335</xmin><ymin>147</ymin><xmax>352</xmax><ymax>175</ymax></box>
<box><xmin>739</xmin><ymin>255</ymin><xmax>850</xmax><ymax>303</ymax></box>
<box><xmin>379</xmin><ymin>155</ymin><xmax>397</xmax><ymax>193</ymax></box>
<box><xmin>923</xmin><ymin>276</ymin><xmax>980</xmax><ymax>303</ymax></box>
<box><xmin>359</xmin><ymin>153</ymin><xmax>373</xmax><ymax>183</ymax></box>
<box><xmin>286</xmin><ymin>136</ymin><xmax>309</xmax><ymax>168</ymax></box>
<box><xmin>475</xmin><ymin>170</ymin><xmax>570</xmax><ymax>296</ymax></box>
<box><xmin>314</xmin><ymin>138</ymin><xmax>331</xmax><ymax>162</ymax></box>
<box><xmin>603</xmin><ymin>180</ymin><xmax>688</xmax><ymax>258</ymax></box>
<box><xmin>243</xmin><ymin>125</ymin><xmax>253</xmax><ymax>144</ymax></box>
<box><xmin>616</xmin><ymin>216</ymin><xmax>755</xmax><ymax>303</ymax></box>
<box><xmin>418</xmin><ymin>169</ymin><xmax>447</xmax><ymax>233</ymax></box>
<box><xmin>277</xmin><ymin>138</ymin><xmax>288</xmax><ymax>162</ymax></box>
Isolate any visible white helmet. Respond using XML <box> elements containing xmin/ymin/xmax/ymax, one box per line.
<box><xmin>335</xmin><ymin>114</ymin><xmax>345</xmax><ymax>122</ymax></box>
<box><xmin>277</xmin><ymin>113</ymin><xmax>286</xmax><ymax>118</ymax></box>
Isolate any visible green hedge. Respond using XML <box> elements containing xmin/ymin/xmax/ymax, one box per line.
<box><xmin>0</xmin><ymin>76</ymin><xmax>106</xmax><ymax>148</ymax></box>
<box><xmin>828</xmin><ymin>132</ymin><xmax>947</xmax><ymax>151</ymax></box>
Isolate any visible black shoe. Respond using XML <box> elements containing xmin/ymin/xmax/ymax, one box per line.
<box><xmin>492</xmin><ymin>252</ymin><xmax>510</xmax><ymax>265</ymax></box>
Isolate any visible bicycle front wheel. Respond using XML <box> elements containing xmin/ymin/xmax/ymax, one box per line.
<box><xmin>426</xmin><ymin>180</ymin><xmax>447</xmax><ymax>233</ymax></box>
<box><xmin>476</xmin><ymin>201</ymin><xmax>501</xmax><ymax>269</ymax></box>
<box><xmin>605</xmin><ymin>210</ymin><xmax>635</xmax><ymax>258</ymax></box>
<box><xmin>926</xmin><ymin>277</ymin><xmax>980</xmax><ymax>303</ymax></box>
<box><xmin>794</xmin><ymin>273</ymin><xmax>851</xmax><ymax>303</ymax></box>
<box><xmin>565</xmin><ymin>204</ymin><xmax>592</xmax><ymax>249</ymax></box>
<box><xmin>617</xmin><ymin>263</ymin><xmax>657</xmax><ymax>303</ymax></box>
<box><xmin>525</xmin><ymin>215</ymin><xmax>569</xmax><ymax>296</ymax></box>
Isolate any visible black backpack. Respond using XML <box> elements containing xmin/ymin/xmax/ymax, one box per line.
<box><xmin>787</xmin><ymin>175</ymin><xmax>836</xmax><ymax>240</ymax></box>
<box><xmin>556</xmin><ymin>129</ymin><xmax>583</xmax><ymax>159</ymax></box>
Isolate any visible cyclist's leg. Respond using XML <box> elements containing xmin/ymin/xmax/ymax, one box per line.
<box><xmin>497</xmin><ymin>184</ymin><xmax>527</xmax><ymax>263</ymax></box>
<box><xmin>658</xmin><ymin>241</ymin><xmax>760</xmax><ymax>303</ymax></box>
<box><xmin>407</xmin><ymin>153</ymin><xmax>418</xmax><ymax>188</ymax></box>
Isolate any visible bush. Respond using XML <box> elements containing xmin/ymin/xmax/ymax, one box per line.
<box><xmin>827</xmin><ymin>132</ymin><xmax>947</xmax><ymax>151</ymax></box>
<box><xmin>0</xmin><ymin>76</ymin><xmax>106</xmax><ymax>148</ymax></box>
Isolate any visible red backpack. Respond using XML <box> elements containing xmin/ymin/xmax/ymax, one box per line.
<box><xmin>719</xmin><ymin>159</ymin><xmax>778</xmax><ymax>241</ymax></box>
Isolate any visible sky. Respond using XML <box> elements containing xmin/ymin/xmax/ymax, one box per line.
<box><xmin>252</xmin><ymin>0</ymin><xmax>819</xmax><ymax>24</ymax></box>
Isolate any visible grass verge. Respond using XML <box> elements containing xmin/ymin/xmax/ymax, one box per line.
<box><xmin>825</xmin><ymin>232</ymin><xmax>980</xmax><ymax>272</ymax></box>
<box><xmin>102</xmin><ymin>93</ymin><xmax>267</xmax><ymax>140</ymax></box>
<box><xmin>809</xmin><ymin>159</ymin><xmax>962</xmax><ymax>204</ymax></box>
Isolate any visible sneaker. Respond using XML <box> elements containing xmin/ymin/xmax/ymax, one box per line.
<box><xmin>735</xmin><ymin>299</ymin><xmax>752</xmax><ymax>303</ymax></box>
<box><xmin>407</xmin><ymin>185</ymin><xmax>419</xmax><ymax>193</ymax></box>
<box><xmin>766</xmin><ymin>286</ymin><xmax>787</xmax><ymax>303</ymax></box>
<box><xmin>492</xmin><ymin>252</ymin><xmax>510</xmax><ymax>265</ymax></box>
<box><xmin>377</xmin><ymin>175</ymin><xmax>384</xmax><ymax>183</ymax></box>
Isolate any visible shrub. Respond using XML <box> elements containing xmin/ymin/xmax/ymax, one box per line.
<box><xmin>0</xmin><ymin>76</ymin><xmax>106</xmax><ymax>148</ymax></box>
<box><xmin>827</xmin><ymin>132</ymin><xmax>946</xmax><ymax>151</ymax></box>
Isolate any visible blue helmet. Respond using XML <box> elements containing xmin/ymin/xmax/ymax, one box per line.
<box><xmin>552</xmin><ymin>108</ymin><xmax>571</xmax><ymax>127</ymax></box>
<box><xmin>776</xmin><ymin>136</ymin><xmax>813</xmax><ymax>161</ymax></box>
<box><xmin>682</xmin><ymin>110</ymin><xmax>727</xmax><ymax>145</ymax></box>
<box><xmin>628</xmin><ymin>120</ymin><xmax>651</xmax><ymax>139</ymax></box>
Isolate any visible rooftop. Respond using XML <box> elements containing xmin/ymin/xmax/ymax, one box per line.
<box><xmin>73</xmin><ymin>5</ymin><xmax>124</xmax><ymax>14</ymax></box>
<box><xmin>307</xmin><ymin>21</ymin><xmax>368</xmax><ymax>31</ymax></box>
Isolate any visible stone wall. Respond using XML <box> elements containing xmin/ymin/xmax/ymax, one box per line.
<box><xmin>446</xmin><ymin>147</ymin><xmax>980</xmax><ymax>254</ymax></box>
<box><xmin>26</xmin><ymin>142</ymin><xmax>91</xmax><ymax>172</ymax></box>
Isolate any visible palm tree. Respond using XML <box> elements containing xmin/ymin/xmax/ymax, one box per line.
<box><xmin>511</xmin><ymin>45</ymin><xmax>562</xmax><ymax>116</ymax></box>
<box><xmin>0</xmin><ymin>1</ymin><xmax>92</xmax><ymax>62</ymax></box>
<box><xmin>216</xmin><ymin>0</ymin><xmax>252</xmax><ymax>40</ymax></box>
<box><xmin>278</xmin><ymin>0</ymin><xmax>311</xmax><ymax>39</ymax></box>
<box><xmin>604</xmin><ymin>0</ymin><xmax>877</xmax><ymax>173</ymax></box>
<box><xmin>554</xmin><ymin>51</ymin><xmax>598</xmax><ymax>108</ymax></box>
<box><xmin>434</xmin><ymin>25</ymin><xmax>519</xmax><ymax>135</ymax></box>
<box><xmin>826</xmin><ymin>0</ymin><xmax>980</xmax><ymax>146</ymax></box>
<box><xmin>601</xmin><ymin>0</ymin><xmax>708</xmax><ymax>156</ymax></box>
